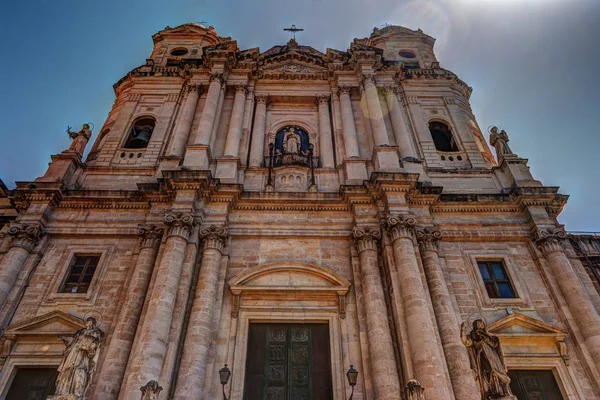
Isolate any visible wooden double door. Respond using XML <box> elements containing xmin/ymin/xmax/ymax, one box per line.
<box><xmin>243</xmin><ymin>323</ymin><xmax>333</xmax><ymax>400</ymax></box>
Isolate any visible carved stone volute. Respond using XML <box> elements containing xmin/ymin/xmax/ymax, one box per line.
<box><xmin>416</xmin><ymin>227</ymin><xmax>443</xmax><ymax>253</ymax></box>
<box><xmin>532</xmin><ymin>226</ymin><xmax>567</xmax><ymax>255</ymax></box>
<box><xmin>199</xmin><ymin>225</ymin><xmax>228</xmax><ymax>252</ymax></box>
<box><xmin>138</xmin><ymin>225</ymin><xmax>164</xmax><ymax>249</ymax></box>
<box><xmin>315</xmin><ymin>94</ymin><xmax>330</xmax><ymax>105</ymax></box>
<box><xmin>164</xmin><ymin>213</ymin><xmax>195</xmax><ymax>240</ymax></box>
<box><xmin>352</xmin><ymin>226</ymin><xmax>381</xmax><ymax>253</ymax></box>
<box><xmin>386</xmin><ymin>214</ymin><xmax>417</xmax><ymax>242</ymax></box>
<box><xmin>7</xmin><ymin>223</ymin><xmax>44</xmax><ymax>252</ymax></box>
<box><xmin>405</xmin><ymin>379</ymin><xmax>426</xmax><ymax>400</ymax></box>
<box><xmin>140</xmin><ymin>380</ymin><xmax>163</xmax><ymax>400</ymax></box>
<box><xmin>255</xmin><ymin>94</ymin><xmax>269</xmax><ymax>105</ymax></box>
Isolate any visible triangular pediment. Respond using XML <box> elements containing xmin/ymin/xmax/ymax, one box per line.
<box><xmin>262</xmin><ymin>60</ymin><xmax>325</xmax><ymax>74</ymax></box>
<box><xmin>4</xmin><ymin>310</ymin><xmax>85</xmax><ymax>337</ymax></box>
<box><xmin>487</xmin><ymin>313</ymin><xmax>567</xmax><ymax>337</ymax></box>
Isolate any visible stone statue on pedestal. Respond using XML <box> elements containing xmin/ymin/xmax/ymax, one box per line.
<box><xmin>284</xmin><ymin>128</ymin><xmax>300</xmax><ymax>154</ymax></box>
<box><xmin>489</xmin><ymin>126</ymin><xmax>514</xmax><ymax>162</ymax></box>
<box><xmin>53</xmin><ymin>317</ymin><xmax>103</xmax><ymax>399</ymax></box>
<box><xmin>461</xmin><ymin>319</ymin><xmax>513</xmax><ymax>399</ymax></box>
<box><xmin>66</xmin><ymin>124</ymin><xmax>92</xmax><ymax>157</ymax></box>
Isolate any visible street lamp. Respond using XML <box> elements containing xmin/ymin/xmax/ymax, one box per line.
<box><xmin>219</xmin><ymin>364</ymin><xmax>231</xmax><ymax>400</ymax></box>
<box><xmin>346</xmin><ymin>365</ymin><xmax>358</xmax><ymax>400</ymax></box>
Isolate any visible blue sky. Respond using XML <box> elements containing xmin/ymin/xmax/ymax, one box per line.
<box><xmin>0</xmin><ymin>0</ymin><xmax>599</xmax><ymax>231</ymax></box>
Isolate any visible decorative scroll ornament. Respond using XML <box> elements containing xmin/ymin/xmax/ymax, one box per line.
<box><xmin>386</xmin><ymin>214</ymin><xmax>417</xmax><ymax>241</ymax></box>
<box><xmin>55</xmin><ymin>316</ymin><xmax>104</xmax><ymax>399</ymax></box>
<box><xmin>415</xmin><ymin>227</ymin><xmax>443</xmax><ymax>252</ymax></box>
<box><xmin>461</xmin><ymin>319</ymin><xmax>513</xmax><ymax>399</ymax></box>
<box><xmin>140</xmin><ymin>380</ymin><xmax>163</xmax><ymax>400</ymax></box>
<box><xmin>138</xmin><ymin>225</ymin><xmax>164</xmax><ymax>249</ymax></box>
<box><xmin>164</xmin><ymin>213</ymin><xmax>195</xmax><ymax>240</ymax></box>
<box><xmin>352</xmin><ymin>226</ymin><xmax>381</xmax><ymax>253</ymax></box>
<box><xmin>531</xmin><ymin>226</ymin><xmax>567</xmax><ymax>255</ymax></box>
<box><xmin>7</xmin><ymin>223</ymin><xmax>44</xmax><ymax>252</ymax></box>
<box><xmin>405</xmin><ymin>379</ymin><xmax>426</xmax><ymax>400</ymax></box>
<box><xmin>199</xmin><ymin>225</ymin><xmax>228</xmax><ymax>252</ymax></box>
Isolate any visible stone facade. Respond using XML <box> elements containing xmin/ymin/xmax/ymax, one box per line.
<box><xmin>0</xmin><ymin>23</ymin><xmax>599</xmax><ymax>400</ymax></box>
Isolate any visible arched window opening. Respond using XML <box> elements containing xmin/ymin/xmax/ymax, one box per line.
<box><xmin>124</xmin><ymin>118</ymin><xmax>155</xmax><ymax>149</ymax></box>
<box><xmin>429</xmin><ymin>121</ymin><xmax>458</xmax><ymax>152</ymax></box>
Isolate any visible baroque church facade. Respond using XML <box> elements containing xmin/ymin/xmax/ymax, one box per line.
<box><xmin>0</xmin><ymin>23</ymin><xmax>599</xmax><ymax>400</ymax></box>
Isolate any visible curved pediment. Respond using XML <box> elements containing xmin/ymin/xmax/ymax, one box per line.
<box><xmin>228</xmin><ymin>261</ymin><xmax>350</xmax><ymax>294</ymax></box>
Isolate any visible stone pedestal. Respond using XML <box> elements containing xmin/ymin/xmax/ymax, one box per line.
<box><xmin>402</xmin><ymin>160</ymin><xmax>428</xmax><ymax>182</ymax></box>
<box><xmin>496</xmin><ymin>156</ymin><xmax>542</xmax><ymax>187</ymax></box>
<box><xmin>342</xmin><ymin>158</ymin><xmax>368</xmax><ymax>182</ymax></box>
<box><xmin>182</xmin><ymin>145</ymin><xmax>212</xmax><ymax>170</ymax></box>
<box><xmin>36</xmin><ymin>152</ymin><xmax>80</xmax><ymax>183</ymax></box>
<box><xmin>372</xmin><ymin>146</ymin><xmax>401</xmax><ymax>172</ymax></box>
<box><xmin>215</xmin><ymin>157</ymin><xmax>240</xmax><ymax>182</ymax></box>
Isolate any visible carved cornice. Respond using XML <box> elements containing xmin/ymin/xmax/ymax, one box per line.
<box><xmin>315</xmin><ymin>94</ymin><xmax>330</xmax><ymax>105</ymax></box>
<box><xmin>386</xmin><ymin>214</ymin><xmax>417</xmax><ymax>241</ymax></box>
<box><xmin>199</xmin><ymin>225</ymin><xmax>228</xmax><ymax>252</ymax></box>
<box><xmin>416</xmin><ymin>227</ymin><xmax>443</xmax><ymax>252</ymax></box>
<box><xmin>7</xmin><ymin>223</ymin><xmax>44</xmax><ymax>252</ymax></box>
<box><xmin>352</xmin><ymin>226</ymin><xmax>381</xmax><ymax>253</ymax></box>
<box><xmin>532</xmin><ymin>226</ymin><xmax>567</xmax><ymax>255</ymax></box>
<box><xmin>255</xmin><ymin>94</ymin><xmax>269</xmax><ymax>105</ymax></box>
<box><xmin>140</xmin><ymin>380</ymin><xmax>163</xmax><ymax>400</ymax></box>
<box><xmin>138</xmin><ymin>225</ymin><xmax>164</xmax><ymax>249</ymax></box>
<box><xmin>164</xmin><ymin>212</ymin><xmax>195</xmax><ymax>240</ymax></box>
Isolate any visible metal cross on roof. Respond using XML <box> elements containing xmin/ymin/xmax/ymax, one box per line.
<box><xmin>198</xmin><ymin>20</ymin><xmax>208</xmax><ymax>25</ymax></box>
<box><xmin>283</xmin><ymin>24</ymin><xmax>304</xmax><ymax>40</ymax></box>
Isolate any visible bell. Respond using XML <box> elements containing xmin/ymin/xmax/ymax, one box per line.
<box><xmin>128</xmin><ymin>126</ymin><xmax>152</xmax><ymax>148</ymax></box>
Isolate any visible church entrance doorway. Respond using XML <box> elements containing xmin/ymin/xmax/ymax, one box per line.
<box><xmin>243</xmin><ymin>323</ymin><xmax>333</xmax><ymax>400</ymax></box>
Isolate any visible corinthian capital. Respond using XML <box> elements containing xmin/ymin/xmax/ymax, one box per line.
<box><xmin>186</xmin><ymin>84</ymin><xmax>202</xmax><ymax>94</ymax></box>
<box><xmin>210</xmin><ymin>72</ymin><xmax>224</xmax><ymax>84</ymax></box>
<box><xmin>164</xmin><ymin>213</ymin><xmax>195</xmax><ymax>240</ymax></box>
<box><xmin>532</xmin><ymin>226</ymin><xmax>567</xmax><ymax>255</ymax></box>
<box><xmin>415</xmin><ymin>227</ymin><xmax>443</xmax><ymax>252</ymax></box>
<box><xmin>352</xmin><ymin>226</ymin><xmax>381</xmax><ymax>253</ymax></box>
<box><xmin>386</xmin><ymin>214</ymin><xmax>417</xmax><ymax>241</ymax></box>
<box><xmin>138</xmin><ymin>225</ymin><xmax>164</xmax><ymax>249</ymax></box>
<box><xmin>315</xmin><ymin>94</ymin><xmax>330</xmax><ymax>105</ymax></box>
<box><xmin>361</xmin><ymin>74</ymin><xmax>376</xmax><ymax>85</ymax></box>
<box><xmin>255</xmin><ymin>94</ymin><xmax>269</xmax><ymax>105</ymax></box>
<box><xmin>337</xmin><ymin>86</ymin><xmax>351</xmax><ymax>96</ymax></box>
<box><xmin>7</xmin><ymin>223</ymin><xmax>44</xmax><ymax>252</ymax></box>
<box><xmin>140</xmin><ymin>380</ymin><xmax>163</xmax><ymax>400</ymax></box>
<box><xmin>199</xmin><ymin>225</ymin><xmax>228</xmax><ymax>252</ymax></box>
<box><xmin>405</xmin><ymin>379</ymin><xmax>426</xmax><ymax>400</ymax></box>
<box><xmin>235</xmin><ymin>84</ymin><xmax>248</xmax><ymax>94</ymax></box>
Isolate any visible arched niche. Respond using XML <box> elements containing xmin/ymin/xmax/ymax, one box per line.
<box><xmin>228</xmin><ymin>262</ymin><xmax>351</xmax><ymax>319</ymax></box>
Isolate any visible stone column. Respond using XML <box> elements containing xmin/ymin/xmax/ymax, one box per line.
<box><xmin>96</xmin><ymin>225</ymin><xmax>163</xmax><ymax>400</ymax></box>
<box><xmin>223</xmin><ymin>84</ymin><xmax>248</xmax><ymax>157</ymax></box>
<box><xmin>174</xmin><ymin>225</ymin><xmax>228</xmax><ymax>399</ymax></box>
<box><xmin>316</xmin><ymin>94</ymin><xmax>335</xmax><ymax>168</ymax></box>
<box><xmin>123</xmin><ymin>213</ymin><xmax>194</xmax><ymax>400</ymax></box>
<box><xmin>415</xmin><ymin>227</ymin><xmax>479</xmax><ymax>400</ymax></box>
<box><xmin>386</xmin><ymin>215</ymin><xmax>454</xmax><ymax>399</ymax></box>
<box><xmin>194</xmin><ymin>73</ymin><xmax>223</xmax><ymax>145</ymax></box>
<box><xmin>0</xmin><ymin>223</ymin><xmax>43</xmax><ymax>309</ymax></box>
<box><xmin>168</xmin><ymin>84</ymin><xmax>201</xmax><ymax>157</ymax></box>
<box><xmin>533</xmin><ymin>227</ymin><xmax>600</xmax><ymax>373</ymax></box>
<box><xmin>248</xmin><ymin>95</ymin><xmax>269</xmax><ymax>168</ymax></box>
<box><xmin>384</xmin><ymin>86</ymin><xmax>417</xmax><ymax>160</ymax></box>
<box><xmin>362</xmin><ymin>74</ymin><xmax>389</xmax><ymax>146</ymax></box>
<box><xmin>338</xmin><ymin>86</ymin><xmax>360</xmax><ymax>158</ymax></box>
<box><xmin>352</xmin><ymin>226</ymin><xmax>401</xmax><ymax>400</ymax></box>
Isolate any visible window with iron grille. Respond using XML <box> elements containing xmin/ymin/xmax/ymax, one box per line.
<box><xmin>477</xmin><ymin>260</ymin><xmax>516</xmax><ymax>299</ymax></box>
<box><xmin>60</xmin><ymin>255</ymin><xmax>100</xmax><ymax>293</ymax></box>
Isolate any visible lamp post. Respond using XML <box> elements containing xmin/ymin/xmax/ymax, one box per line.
<box><xmin>219</xmin><ymin>364</ymin><xmax>231</xmax><ymax>400</ymax></box>
<box><xmin>346</xmin><ymin>365</ymin><xmax>358</xmax><ymax>400</ymax></box>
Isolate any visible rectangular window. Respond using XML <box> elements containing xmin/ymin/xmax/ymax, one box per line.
<box><xmin>6</xmin><ymin>367</ymin><xmax>57</xmax><ymax>399</ymax></box>
<box><xmin>477</xmin><ymin>260</ymin><xmax>516</xmax><ymax>299</ymax></box>
<box><xmin>60</xmin><ymin>255</ymin><xmax>100</xmax><ymax>293</ymax></box>
<box><xmin>508</xmin><ymin>370</ymin><xmax>564</xmax><ymax>400</ymax></box>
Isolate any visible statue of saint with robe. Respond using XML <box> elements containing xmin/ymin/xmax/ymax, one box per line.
<box><xmin>461</xmin><ymin>319</ymin><xmax>513</xmax><ymax>399</ymax></box>
<box><xmin>66</xmin><ymin>124</ymin><xmax>92</xmax><ymax>157</ymax></box>
<box><xmin>489</xmin><ymin>126</ymin><xmax>513</xmax><ymax>162</ymax></box>
<box><xmin>55</xmin><ymin>317</ymin><xmax>103</xmax><ymax>399</ymax></box>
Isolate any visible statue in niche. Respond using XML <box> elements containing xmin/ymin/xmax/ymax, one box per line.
<box><xmin>66</xmin><ymin>124</ymin><xmax>92</xmax><ymax>157</ymax></box>
<box><xmin>489</xmin><ymin>126</ymin><xmax>514</xmax><ymax>161</ymax></box>
<box><xmin>461</xmin><ymin>319</ymin><xmax>513</xmax><ymax>399</ymax></box>
<box><xmin>284</xmin><ymin>127</ymin><xmax>300</xmax><ymax>154</ymax></box>
<box><xmin>55</xmin><ymin>317</ymin><xmax>103</xmax><ymax>399</ymax></box>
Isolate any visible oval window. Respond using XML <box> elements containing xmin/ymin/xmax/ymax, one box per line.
<box><xmin>399</xmin><ymin>50</ymin><xmax>416</xmax><ymax>59</ymax></box>
<box><xmin>170</xmin><ymin>48</ymin><xmax>189</xmax><ymax>57</ymax></box>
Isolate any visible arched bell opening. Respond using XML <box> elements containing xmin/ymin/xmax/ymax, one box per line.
<box><xmin>123</xmin><ymin>117</ymin><xmax>156</xmax><ymax>149</ymax></box>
